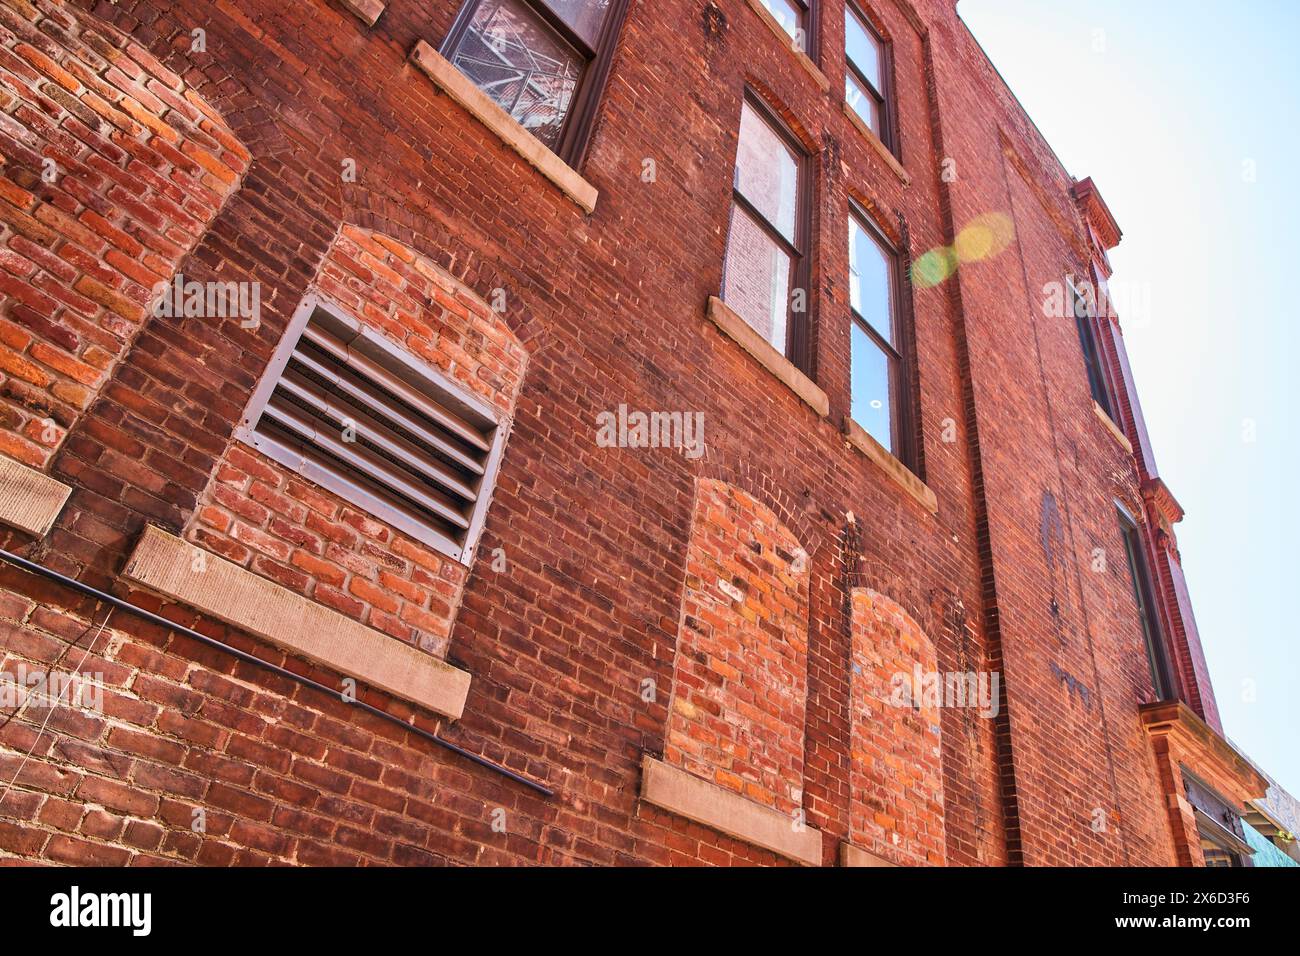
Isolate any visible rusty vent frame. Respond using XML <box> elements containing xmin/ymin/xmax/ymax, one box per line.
<box><xmin>234</xmin><ymin>294</ymin><xmax>508</xmax><ymax>566</ymax></box>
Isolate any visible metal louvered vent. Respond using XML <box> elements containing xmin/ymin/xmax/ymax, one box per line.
<box><xmin>235</xmin><ymin>296</ymin><xmax>507</xmax><ymax>564</ymax></box>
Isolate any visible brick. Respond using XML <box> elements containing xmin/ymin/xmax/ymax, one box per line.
<box><xmin>0</xmin><ymin>0</ymin><xmax>1257</xmax><ymax>873</ymax></box>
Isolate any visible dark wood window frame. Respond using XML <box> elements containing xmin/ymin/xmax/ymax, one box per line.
<box><xmin>761</xmin><ymin>0</ymin><xmax>819</xmax><ymax>59</ymax></box>
<box><xmin>845</xmin><ymin>0</ymin><xmax>899</xmax><ymax>156</ymax></box>
<box><xmin>849</xmin><ymin>202</ymin><xmax>917</xmax><ymax>468</ymax></box>
<box><xmin>1070</xmin><ymin>274</ymin><xmax>1120</xmax><ymax>417</ymax></box>
<box><xmin>721</xmin><ymin>90</ymin><xmax>815</xmax><ymax>371</ymax></box>
<box><xmin>1116</xmin><ymin>504</ymin><xmax>1175</xmax><ymax>702</ymax></box>
<box><xmin>1184</xmin><ymin>770</ymin><xmax>1255</xmax><ymax>867</ymax></box>
<box><xmin>441</xmin><ymin>0</ymin><xmax>631</xmax><ymax>169</ymax></box>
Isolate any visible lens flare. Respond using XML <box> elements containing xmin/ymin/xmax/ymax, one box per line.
<box><xmin>912</xmin><ymin>247</ymin><xmax>958</xmax><ymax>288</ymax></box>
<box><xmin>955</xmin><ymin>212</ymin><xmax>1014</xmax><ymax>263</ymax></box>
<box><xmin>911</xmin><ymin>213</ymin><xmax>1014</xmax><ymax>288</ymax></box>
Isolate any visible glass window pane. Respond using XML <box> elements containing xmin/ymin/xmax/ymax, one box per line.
<box><xmin>451</xmin><ymin>0</ymin><xmax>583</xmax><ymax>150</ymax></box>
<box><xmin>723</xmin><ymin>204</ymin><xmax>792</xmax><ymax>354</ymax></box>
<box><xmin>735</xmin><ymin>102</ymin><xmax>799</xmax><ymax>243</ymax></box>
<box><xmin>542</xmin><ymin>0</ymin><xmax>612</xmax><ymax>47</ymax></box>
<box><xmin>846</xmin><ymin>8</ymin><xmax>882</xmax><ymax>90</ymax></box>
<box><xmin>849</xmin><ymin>217</ymin><xmax>894</xmax><ymax>343</ymax></box>
<box><xmin>846</xmin><ymin>73</ymin><xmax>881</xmax><ymax>134</ymax></box>
<box><xmin>759</xmin><ymin>0</ymin><xmax>803</xmax><ymax>42</ymax></box>
<box><xmin>851</xmin><ymin>323</ymin><xmax>893</xmax><ymax>451</ymax></box>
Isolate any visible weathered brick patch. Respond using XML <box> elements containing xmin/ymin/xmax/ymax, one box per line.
<box><xmin>664</xmin><ymin>478</ymin><xmax>809</xmax><ymax>817</ymax></box>
<box><xmin>0</xmin><ymin>0</ymin><xmax>246</xmax><ymax>467</ymax></box>
<box><xmin>849</xmin><ymin>588</ymin><xmax>945</xmax><ymax>865</ymax></box>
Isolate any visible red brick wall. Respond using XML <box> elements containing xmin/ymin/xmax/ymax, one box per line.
<box><xmin>186</xmin><ymin>225</ymin><xmax>527</xmax><ymax>659</ymax></box>
<box><xmin>664</xmin><ymin>478</ymin><xmax>809</xmax><ymax>816</ymax></box>
<box><xmin>0</xmin><ymin>592</ymin><xmax>531</xmax><ymax>865</ymax></box>
<box><xmin>0</xmin><ymin>0</ymin><xmax>1230</xmax><ymax>867</ymax></box>
<box><xmin>0</xmin><ymin>0</ymin><xmax>246</xmax><ymax>468</ymax></box>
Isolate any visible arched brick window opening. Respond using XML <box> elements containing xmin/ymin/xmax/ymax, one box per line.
<box><xmin>186</xmin><ymin>225</ymin><xmax>527</xmax><ymax>660</ymax></box>
<box><xmin>664</xmin><ymin>478</ymin><xmax>811</xmax><ymax>817</ymax></box>
<box><xmin>848</xmin><ymin>588</ymin><xmax>946</xmax><ymax>865</ymax></box>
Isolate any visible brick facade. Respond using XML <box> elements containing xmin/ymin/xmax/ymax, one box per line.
<box><xmin>0</xmin><ymin>0</ymin><xmax>1269</xmax><ymax>866</ymax></box>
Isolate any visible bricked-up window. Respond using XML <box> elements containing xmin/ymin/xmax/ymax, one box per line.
<box><xmin>442</xmin><ymin>0</ymin><xmax>629</xmax><ymax>165</ymax></box>
<box><xmin>759</xmin><ymin>0</ymin><xmax>812</xmax><ymax>50</ymax></box>
<box><xmin>1117</xmin><ymin>506</ymin><xmax>1175</xmax><ymax>701</ymax></box>
<box><xmin>722</xmin><ymin>95</ymin><xmax>810</xmax><ymax>362</ymax></box>
<box><xmin>236</xmin><ymin>297</ymin><xmax>508</xmax><ymax>565</ymax></box>
<box><xmin>849</xmin><ymin>207</ymin><xmax>913</xmax><ymax>461</ymax></box>
<box><xmin>1071</xmin><ymin>276</ymin><xmax>1117</xmax><ymax>417</ymax></box>
<box><xmin>845</xmin><ymin>2</ymin><xmax>895</xmax><ymax>152</ymax></box>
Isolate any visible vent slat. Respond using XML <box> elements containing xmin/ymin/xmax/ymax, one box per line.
<box><xmin>250</xmin><ymin>425</ymin><xmax>463</xmax><ymax>559</ymax></box>
<box><xmin>276</xmin><ymin>368</ymin><xmax>480</xmax><ymax>503</ymax></box>
<box><xmin>301</xmin><ymin>323</ymin><xmax>492</xmax><ymax>453</ymax></box>
<box><xmin>288</xmin><ymin>346</ymin><xmax>485</xmax><ymax>476</ymax></box>
<box><xmin>262</xmin><ymin>396</ymin><xmax>472</xmax><ymax>531</ymax></box>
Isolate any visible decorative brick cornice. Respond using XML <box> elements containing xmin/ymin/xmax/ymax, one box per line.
<box><xmin>1142</xmin><ymin>476</ymin><xmax>1185</xmax><ymax>527</ymax></box>
<box><xmin>1072</xmin><ymin>176</ymin><xmax>1123</xmax><ymax>251</ymax></box>
<box><xmin>1140</xmin><ymin>700</ymin><xmax>1268</xmax><ymax>866</ymax></box>
<box><xmin>1140</xmin><ymin>700</ymin><xmax>1267</xmax><ymax>804</ymax></box>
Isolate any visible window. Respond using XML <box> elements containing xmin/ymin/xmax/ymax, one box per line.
<box><xmin>722</xmin><ymin>96</ymin><xmax>810</xmax><ymax>363</ymax></box>
<box><xmin>758</xmin><ymin>0</ymin><xmax>811</xmax><ymax>50</ymax></box>
<box><xmin>236</xmin><ymin>297</ymin><xmax>508</xmax><ymax>564</ymax></box>
<box><xmin>849</xmin><ymin>207</ymin><xmax>913</xmax><ymax>462</ymax></box>
<box><xmin>845</xmin><ymin>3</ymin><xmax>894</xmax><ymax>151</ymax></box>
<box><xmin>1117</xmin><ymin>507</ymin><xmax>1174</xmax><ymax>701</ymax></box>
<box><xmin>1185</xmin><ymin>771</ymin><xmax>1254</xmax><ymax>868</ymax></box>
<box><xmin>442</xmin><ymin>0</ymin><xmax>627</xmax><ymax>165</ymax></box>
<box><xmin>1070</xmin><ymin>276</ymin><xmax>1117</xmax><ymax>416</ymax></box>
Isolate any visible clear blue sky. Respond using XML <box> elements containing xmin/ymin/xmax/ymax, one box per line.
<box><xmin>959</xmin><ymin>0</ymin><xmax>1299</xmax><ymax>796</ymax></box>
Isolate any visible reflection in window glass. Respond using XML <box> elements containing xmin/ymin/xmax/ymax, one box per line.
<box><xmin>846</xmin><ymin>9</ymin><xmax>882</xmax><ymax>88</ymax></box>
<box><xmin>850</xmin><ymin>218</ymin><xmax>893</xmax><ymax>343</ymax></box>
<box><xmin>735</xmin><ymin>103</ymin><xmax>799</xmax><ymax>242</ymax></box>
<box><xmin>759</xmin><ymin>0</ymin><xmax>803</xmax><ymax>41</ymax></box>
<box><xmin>450</xmin><ymin>0</ymin><xmax>583</xmax><ymax>149</ymax></box>
<box><xmin>846</xmin><ymin>73</ymin><xmax>881</xmax><ymax>134</ymax></box>
<box><xmin>724</xmin><ymin>205</ymin><xmax>792</xmax><ymax>353</ymax></box>
<box><xmin>851</xmin><ymin>323</ymin><xmax>892</xmax><ymax>451</ymax></box>
<box><xmin>544</xmin><ymin>0</ymin><xmax>612</xmax><ymax>47</ymax></box>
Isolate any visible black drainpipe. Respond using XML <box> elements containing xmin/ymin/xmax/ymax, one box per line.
<box><xmin>0</xmin><ymin>547</ymin><xmax>553</xmax><ymax>798</ymax></box>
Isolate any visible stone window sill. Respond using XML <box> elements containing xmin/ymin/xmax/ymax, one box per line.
<box><xmin>122</xmin><ymin>525</ymin><xmax>472</xmax><ymax>720</ymax></box>
<box><xmin>842</xmin><ymin>100</ymin><xmax>911</xmax><ymax>185</ymax></box>
<box><xmin>1093</xmin><ymin>400</ymin><xmax>1133</xmax><ymax>453</ymax></box>
<box><xmin>706</xmin><ymin>296</ymin><xmax>829</xmax><ymax>417</ymax></box>
<box><xmin>0</xmin><ymin>455</ymin><xmax>71</xmax><ymax>538</ymax></box>
<box><xmin>640</xmin><ymin>756</ymin><xmax>823</xmax><ymax>865</ymax></box>
<box><xmin>743</xmin><ymin>0</ymin><xmax>831</xmax><ymax>93</ymax></box>
<box><xmin>338</xmin><ymin>0</ymin><xmax>383</xmax><ymax>26</ymax></box>
<box><xmin>409</xmin><ymin>40</ymin><xmax>599</xmax><ymax>214</ymax></box>
<box><xmin>840</xmin><ymin>841</ymin><xmax>899</xmax><ymax>867</ymax></box>
<box><xmin>844</xmin><ymin>416</ymin><xmax>938</xmax><ymax>514</ymax></box>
